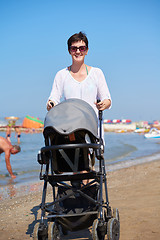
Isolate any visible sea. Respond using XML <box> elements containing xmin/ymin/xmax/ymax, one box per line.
<box><xmin>0</xmin><ymin>118</ymin><xmax>160</xmax><ymax>200</ymax></box>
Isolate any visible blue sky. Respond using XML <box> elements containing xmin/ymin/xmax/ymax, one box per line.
<box><xmin>0</xmin><ymin>0</ymin><xmax>160</xmax><ymax>122</ymax></box>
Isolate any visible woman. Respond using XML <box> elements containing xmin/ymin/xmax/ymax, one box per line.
<box><xmin>47</xmin><ymin>32</ymin><xmax>111</xmax><ymax>114</ymax></box>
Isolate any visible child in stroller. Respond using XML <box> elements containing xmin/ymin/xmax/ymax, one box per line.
<box><xmin>33</xmin><ymin>98</ymin><xmax>120</xmax><ymax>240</ymax></box>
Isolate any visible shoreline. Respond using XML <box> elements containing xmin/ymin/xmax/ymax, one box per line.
<box><xmin>0</xmin><ymin>126</ymin><xmax>43</xmax><ymax>133</ymax></box>
<box><xmin>1</xmin><ymin>151</ymin><xmax>160</xmax><ymax>201</ymax></box>
<box><xmin>0</xmin><ymin>158</ymin><xmax>159</xmax><ymax>239</ymax></box>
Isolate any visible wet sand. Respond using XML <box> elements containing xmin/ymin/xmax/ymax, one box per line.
<box><xmin>0</xmin><ymin>159</ymin><xmax>160</xmax><ymax>240</ymax></box>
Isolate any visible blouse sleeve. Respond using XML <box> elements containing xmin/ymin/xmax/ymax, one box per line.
<box><xmin>97</xmin><ymin>68</ymin><xmax>112</xmax><ymax>103</ymax></box>
<box><xmin>48</xmin><ymin>70</ymin><xmax>64</xmax><ymax>104</ymax></box>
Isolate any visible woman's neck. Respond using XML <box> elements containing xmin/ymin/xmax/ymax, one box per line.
<box><xmin>70</xmin><ymin>62</ymin><xmax>86</xmax><ymax>73</ymax></box>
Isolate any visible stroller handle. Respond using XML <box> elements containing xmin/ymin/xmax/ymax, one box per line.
<box><xmin>41</xmin><ymin>143</ymin><xmax>101</xmax><ymax>153</ymax></box>
<box><xmin>97</xmin><ymin>99</ymin><xmax>103</xmax><ymax>142</ymax></box>
<box><xmin>97</xmin><ymin>99</ymin><xmax>102</xmax><ymax>120</ymax></box>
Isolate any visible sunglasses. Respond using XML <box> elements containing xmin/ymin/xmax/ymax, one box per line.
<box><xmin>69</xmin><ymin>46</ymin><xmax>87</xmax><ymax>53</ymax></box>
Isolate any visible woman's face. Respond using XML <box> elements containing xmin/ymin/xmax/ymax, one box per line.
<box><xmin>69</xmin><ymin>40</ymin><xmax>88</xmax><ymax>63</ymax></box>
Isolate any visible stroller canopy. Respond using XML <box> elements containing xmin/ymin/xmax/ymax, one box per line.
<box><xmin>44</xmin><ymin>98</ymin><xmax>98</xmax><ymax>138</ymax></box>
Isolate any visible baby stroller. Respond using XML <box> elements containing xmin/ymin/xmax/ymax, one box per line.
<box><xmin>33</xmin><ymin>98</ymin><xmax>120</xmax><ymax>240</ymax></box>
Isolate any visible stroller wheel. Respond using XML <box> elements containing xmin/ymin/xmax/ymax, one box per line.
<box><xmin>33</xmin><ymin>222</ymin><xmax>40</xmax><ymax>239</ymax></box>
<box><xmin>92</xmin><ymin>219</ymin><xmax>106</xmax><ymax>240</ymax></box>
<box><xmin>48</xmin><ymin>222</ymin><xmax>61</xmax><ymax>240</ymax></box>
<box><xmin>33</xmin><ymin>222</ymin><xmax>48</xmax><ymax>240</ymax></box>
<box><xmin>112</xmin><ymin>208</ymin><xmax>120</xmax><ymax>221</ymax></box>
<box><xmin>107</xmin><ymin>218</ymin><xmax>120</xmax><ymax>240</ymax></box>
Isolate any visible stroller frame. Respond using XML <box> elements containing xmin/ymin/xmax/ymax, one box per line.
<box><xmin>33</xmin><ymin>104</ymin><xmax>120</xmax><ymax>240</ymax></box>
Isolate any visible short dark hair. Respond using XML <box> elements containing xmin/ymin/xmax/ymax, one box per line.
<box><xmin>67</xmin><ymin>32</ymin><xmax>88</xmax><ymax>51</ymax></box>
<box><xmin>13</xmin><ymin>145</ymin><xmax>21</xmax><ymax>152</ymax></box>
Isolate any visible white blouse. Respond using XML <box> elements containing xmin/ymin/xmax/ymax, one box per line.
<box><xmin>48</xmin><ymin>67</ymin><xmax>111</xmax><ymax>115</ymax></box>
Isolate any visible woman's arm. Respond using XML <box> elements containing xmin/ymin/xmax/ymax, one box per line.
<box><xmin>96</xmin><ymin>68</ymin><xmax>112</xmax><ymax>110</ymax></box>
<box><xmin>46</xmin><ymin>70</ymin><xmax>65</xmax><ymax>111</ymax></box>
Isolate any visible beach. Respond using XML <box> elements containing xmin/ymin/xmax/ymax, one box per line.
<box><xmin>0</xmin><ymin>124</ymin><xmax>160</xmax><ymax>239</ymax></box>
<box><xmin>0</xmin><ymin>159</ymin><xmax>159</xmax><ymax>240</ymax></box>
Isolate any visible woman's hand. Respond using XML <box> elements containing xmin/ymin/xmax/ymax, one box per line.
<box><xmin>47</xmin><ymin>100</ymin><xmax>55</xmax><ymax>111</ymax></box>
<box><xmin>95</xmin><ymin>99</ymin><xmax>111</xmax><ymax>111</ymax></box>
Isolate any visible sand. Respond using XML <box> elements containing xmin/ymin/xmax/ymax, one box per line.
<box><xmin>0</xmin><ymin>159</ymin><xmax>160</xmax><ymax>240</ymax></box>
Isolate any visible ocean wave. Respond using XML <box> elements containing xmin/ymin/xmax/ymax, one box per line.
<box><xmin>104</xmin><ymin>143</ymin><xmax>137</xmax><ymax>164</ymax></box>
<box><xmin>105</xmin><ymin>151</ymin><xmax>160</xmax><ymax>172</ymax></box>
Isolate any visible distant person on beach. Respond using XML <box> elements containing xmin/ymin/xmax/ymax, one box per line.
<box><xmin>0</xmin><ymin>136</ymin><xmax>21</xmax><ymax>178</ymax></box>
<box><xmin>15</xmin><ymin>127</ymin><xmax>21</xmax><ymax>144</ymax></box>
<box><xmin>47</xmin><ymin>31</ymin><xmax>111</xmax><ymax>114</ymax></box>
<box><xmin>6</xmin><ymin>125</ymin><xmax>11</xmax><ymax>142</ymax></box>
